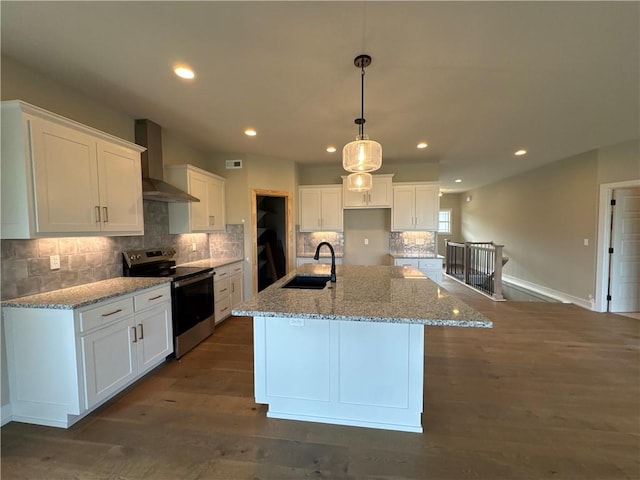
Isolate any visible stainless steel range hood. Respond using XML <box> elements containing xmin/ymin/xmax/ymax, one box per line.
<box><xmin>135</xmin><ymin>119</ymin><xmax>200</xmax><ymax>203</ymax></box>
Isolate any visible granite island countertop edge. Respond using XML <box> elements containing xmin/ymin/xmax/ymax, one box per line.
<box><xmin>232</xmin><ymin>264</ymin><xmax>492</xmax><ymax>328</ymax></box>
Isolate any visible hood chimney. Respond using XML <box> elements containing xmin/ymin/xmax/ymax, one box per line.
<box><xmin>135</xmin><ymin>119</ymin><xmax>200</xmax><ymax>203</ymax></box>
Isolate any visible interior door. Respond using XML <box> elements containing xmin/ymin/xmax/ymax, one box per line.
<box><xmin>609</xmin><ymin>187</ymin><xmax>640</xmax><ymax>312</ymax></box>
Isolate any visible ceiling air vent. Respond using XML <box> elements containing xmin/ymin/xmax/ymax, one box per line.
<box><xmin>226</xmin><ymin>159</ymin><xmax>243</xmax><ymax>169</ymax></box>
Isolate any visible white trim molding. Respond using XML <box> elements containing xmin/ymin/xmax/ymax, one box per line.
<box><xmin>594</xmin><ymin>179</ymin><xmax>640</xmax><ymax>313</ymax></box>
<box><xmin>502</xmin><ymin>275</ymin><xmax>594</xmax><ymax>310</ymax></box>
<box><xmin>1</xmin><ymin>403</ymin><xmax>12</xmax><ymax>427</ymax></box>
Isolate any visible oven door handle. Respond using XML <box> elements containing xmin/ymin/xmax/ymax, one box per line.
<box><xmin>173</xmin><ymin>271</ymin><xmax>214</xmax><ymax>288</ymax></box>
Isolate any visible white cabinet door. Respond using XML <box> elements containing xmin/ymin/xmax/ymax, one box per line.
<box><xmin>208</xmin><ymin>176</ymin><xmax>226</xmax><ymax>231</ymax></box>
<box><xmin>189</xmin><ymin>170</ymin><xmax>210</xmax><ymax>231</ymax></box>
<box><xmin>97</xmin><ymin>140</ymin><xmax>144</xmax><ymax>234</ymax></box>
<box><xmin>230</xmin><ymin>272</ymin><xmax>243</xmax><ymax>309</ymax></box>
<box><xmin>299</xmin><ymin>188</ymin><xmax>322</xmax><ymax>231</ymax></box>
<box><xmin>320</xmin><ymin>187</ymin><xmax>343</xmax><ymax>231</ymax></box>
<box><xmin>342</xmin><ymin>174</ymin><xmax>392</xmax><ymax>208</ymax></box>
<box><xmin>368</xmin><ymin>175</ymin><xmax>393</xmax><ymax>207</ymax></box>
<box><xmin>342</xmin><ymin>187</ymin><xmax>367</xmax><ymax>208</ymax></box>
<box><xmin>392</xmin><ymin>183</ymin><xmax>439</xmax><ymax>231</ymax></box>
<box><xmin>30</xmin><ymin>117</ymin><xmax>101</xmax><ymax>233</ymax></box>
<box><xmin>135</xmin><ymin>303</ymin><xmax>173</xmax><ymax>375</ymax></box>
<box><xmin>167</xmin><ymin>165</ymin><xmax>227</xmax><ymax>233</ymax></box>
<box><xmin>392</xmin><ymin>186</ymin><xmax>416</xmax><ymax>231</ymax></box>
<box><xmin>414</xmin><ymin>184</ymin><xmax>439</xmax><ymax>231</ymax></box>
<box><xmin>299</xmin><ymin>186</ymin><xmax>343</xmax><ymax>232</ymax></box>
<box><xmin>82</xmin><ymin>317</ymin><xmax>137</xmax><ymax>409</ymax></box>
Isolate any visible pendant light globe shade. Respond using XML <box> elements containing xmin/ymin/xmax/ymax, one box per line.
<box><xmin>346</xmin><ymin>172</ymin><xmax>373</xmax><ymax>192</ymax></box>
<box><xmin>342</xmin><ymin>135</ymin><xmax>382</xmax><ymax>173</ymax></box>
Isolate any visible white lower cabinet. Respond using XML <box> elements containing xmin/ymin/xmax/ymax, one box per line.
<box><xmin>82</xmin><ymin>316</ymin><xmax>137</xmax><ymax>409</ymax></box>
<box><xmin>394</xmin><ymin>257</ymin><xmax>443</xmax><ymax>284</ymax></box>
<box><xmin>3</xmin><ymin>284</ymin><xmax>172</xmax><ymax>428</ymax></box>
<box><xmin>214</xmin><ymin>261</ymin><xmax>243</xmax><ymax>324</ymax></box>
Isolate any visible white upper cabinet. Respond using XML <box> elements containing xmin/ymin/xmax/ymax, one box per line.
<box><xmin>299</xmin><ymin>185</ymin><xmax>343</xmax><ymax>232</ymax></box>
<box><xmin>342</xmin><ymin>174</ymin><xmax>393</xmax><ymax>209</ymax></box>
<box><xmin>392</xmin><ymin>182</ymin><xmax>439</xmax><ymax>231</ymax></box>
<box><xmin>166</xmin><ymin>164</ymin><xmax>226</xmax><ymax>233</ymax></box>
<box><xmin>1</xmin><ymin>100</ymin><xmax>145</xmax><ymax>239</ymax></box>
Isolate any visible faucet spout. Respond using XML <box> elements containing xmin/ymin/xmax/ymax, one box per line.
<box><xmin>313</xmin><ymin>242</ymin><xmax>337</xmax><ymax>283</ymax></box>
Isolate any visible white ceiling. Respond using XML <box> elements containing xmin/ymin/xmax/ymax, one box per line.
<box><xmin>2</xmin><ymin>1</ymin><xmax>638</xmax><ymax>192</ymax></box>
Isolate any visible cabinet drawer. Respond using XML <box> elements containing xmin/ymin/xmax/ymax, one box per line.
<box><xmin>214</xmin><ymin>265</ymin><xmax>230</xmax><ymax>281</ymax></box>
<box><xmin>80</xmin><ymin>298</ymin><xmax>134</xmax><ymax>333</ymax></box>
<box><xmin>214</xmin><ymin>277</ymin><xmax>231</xmax><ymax>298</ymax></box>
<box><xmin>215</xmin><ymin>295</ymin><xmax>232</xmax><ymax>322</ymax></box>
<box><xmin>395</xmin><ymin>259</ymin><xmax>420</xmax><ymax>269</ymax></box>
<box><xmin>229</xmin><ymin>262</ymin><xmax>243</xmax><ymax>276</ymax></box>
<box><xmin>134</xmin><ymin>285</ymin><xmax>171</xmax><ymax>312</ymax></box>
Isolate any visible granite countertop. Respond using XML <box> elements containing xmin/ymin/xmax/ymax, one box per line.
<box><xmin>181</xmin><ymin>257</ymin><xmax>244</xmax><ymax>269</ymax></box>
<box><xmin>1</xmin><ymin>277</ymin><xmax>170</xmax><ymax>310</ymax></box>
<box><xmin>233</xmin><ymin>264</ymin><xmax>492</xmax><ymax>328</ymax></box>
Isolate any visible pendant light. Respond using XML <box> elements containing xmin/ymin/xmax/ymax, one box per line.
<box><xmin>343</xmin><ymin>54</ymin><xmax>382</xmax><ymax>188</ymax></box>
<box><xmin>346</xmin><ymin>172</ymin><xmax>373</xmax><ymax>192</ymax></box>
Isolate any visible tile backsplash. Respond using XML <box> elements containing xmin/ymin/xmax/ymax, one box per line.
<box><xmin>0</xmin><ymin>201</ymin><xmax>243</xmax><ymax>300</ymax></box>
<box><xmin>389</xmin><ymin>231</ymin><xmax>436</xmax><ymax>255</ymax></box>
<box><xmin>296</xmin><ymin>229</ymin><xmax>344</xmax><ymax>257</ymax></box>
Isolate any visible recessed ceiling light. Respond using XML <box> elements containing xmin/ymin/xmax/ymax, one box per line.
<box><xmin>326</xmin><ymin>146</ymin><xmax>337</xmax><ymax>153</ymax></box>
<box><xmin>244</xmin><ymin>128</ymin><xmax>257</xmax><ymax>137</ymax></box>
<box><xmin>455</xmin><ymin>179</ymin><xmax>462</xmax><ymax>183</ymax></box>
<box><xmin>174</xmin><ymin>66</ymin><xmax>195</xmax><ymax>79</ymax></box>
<box><xmin>514</xmin><ymin>149</ymin><xmax>527</xmax><ymax>156</ymax></box>
<box><xmin>417</xmin><ymin>142</ymin><xmax>428</xmax><ymax>149</ymax></box>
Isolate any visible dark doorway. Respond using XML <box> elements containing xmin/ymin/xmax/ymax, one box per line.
<box><xmin>256</xmin><ymin>195</ymin><xmax>287</xmax><ymax>292</ymax></box>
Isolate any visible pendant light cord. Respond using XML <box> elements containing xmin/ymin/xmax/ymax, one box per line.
<box><xmin>359</xmin><ymin>64</ymin><xmax>365</xmax><ymax>137</ymax></box>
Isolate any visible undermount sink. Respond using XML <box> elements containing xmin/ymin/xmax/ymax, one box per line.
<box><xmin>281</xmin><ymin>275</ymin><xmax>331</xmax><ymax>289</ymax></box>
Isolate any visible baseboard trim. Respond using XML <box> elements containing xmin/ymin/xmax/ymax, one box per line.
<box><xmin>1</xmin><ymin>403</ymin><xmax>12</xmax><ymax>427</ymax></box>
<box><xmin>502</xmin><ymin>275</ymin><xmax>594</xmax><ymax>310</ymax></box>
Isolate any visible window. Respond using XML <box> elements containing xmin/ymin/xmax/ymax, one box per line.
<box><xmin>438</xmin><ymin>209</ymin><xmax>452</xmax><ymax>234</ymax></box>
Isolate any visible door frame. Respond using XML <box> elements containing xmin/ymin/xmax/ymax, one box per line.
<box><xmin>594</xmin><ymin>178</ymin><xmax>640</xmax><ymax>312</ymax></box>
<box><xmin>251</xmin><ymin>188</ymin><xmax>294</xmax><ymax>297</ymax></box>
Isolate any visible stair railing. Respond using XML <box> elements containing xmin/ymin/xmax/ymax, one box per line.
<box><xmin>445</xmin><ymin>240</ymin><xmax>506</xmax><ymax>300</ymax></box>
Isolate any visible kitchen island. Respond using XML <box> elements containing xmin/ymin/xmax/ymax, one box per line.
<box><xmin>233</xmin><ymin>264</ymin><xmax>491</xmax><ymax>433</ymax></box>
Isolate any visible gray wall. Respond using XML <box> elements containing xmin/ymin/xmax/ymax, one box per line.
<box><xmin>343</xmin><ymin>209</ymin><xmax>392</xmax><ymax>265</ymax></box>
<box><xmin>437</xmin><ymin>193</ymin><xmax>463</xmax><ymax>256</ymax></box>
<box><xmin>459</xmin><ymin>139</ymin><xmax>639</xmax><ymax>302</ymax></box>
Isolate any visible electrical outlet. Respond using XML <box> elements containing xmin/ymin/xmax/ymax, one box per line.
<box><xmin>364</xmin><ymin>238</ymin><xmax>369</xmax><ymax>245</ymax></box>
<box><xmin>192</xmin><ymin>243</ymin><xmax>197</xmax><ymax>252</ymax></box>
<box><xmin>583</xmin><ymin>238</ymin><xmax>589</xmax><ymax>246</ymax></box>
<box><xmin>50</xmin><ymin>254</ymin><xmax>60</xmax><ymax>270</ymax></box>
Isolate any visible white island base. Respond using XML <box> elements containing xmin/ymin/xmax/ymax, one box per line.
<box><xmin>253</xmin><ymin>316</ymin><xmax>425</xmax><ymax>433</ymax></box>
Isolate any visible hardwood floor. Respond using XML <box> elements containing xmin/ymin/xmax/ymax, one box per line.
<box><xmin>2</xmin><ymin>277</ymin><xmax>639</xmax><ymax>479</ymax></box>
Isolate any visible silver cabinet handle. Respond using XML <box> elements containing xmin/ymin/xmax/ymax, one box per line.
<box><xmin>231</xmin><ymin>284</ymin><xmax>235</xmax><ymax>293</ymax></box>
<box><xmin>103</xmin><ymin>207</ymin><xmax>109</xmax><ymax>223</ymax></box>
<box><xmin>132</xmin><ymin>326</ymin><xmax>138</xmax><ymax>343</ymax></box>
<box><xmin>138</xmin><ymin>323</ymin><xmax>144</xmax><ymax>340</ymax></box>
<box><xmin>101</xmin><ymin>308</ymin><xmax>122</xmax><ymax>317</ymax></box>
<box><xmin>220</xmin><ymin>288</ymin><xmax>228</xmax><ymax>293</ymax></box>
<box><xmin>148</xmin><ymin>295</ymin><xmax>163</xmax><ymax>301</ymax></box>
<box><xmin>95</xmin><ymin>206</ymin><xmax>101</xmax><ymax>223</ymax></box>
